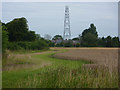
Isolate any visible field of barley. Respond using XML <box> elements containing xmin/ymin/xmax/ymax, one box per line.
<box><xmin>53</xmin><ymin>47</ymin><xmax>118</xmax><ymax>72</ymax></box>
<box><xmin>2</xmin><ymin>48</ymin><xmax>118</xmax><ymax>88</ymax></box>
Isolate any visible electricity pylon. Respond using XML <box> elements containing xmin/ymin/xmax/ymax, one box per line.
<box><xmin>63</xmin><ymin>6</ymin><xmax>71</xmax><ymax>40</ymax></box>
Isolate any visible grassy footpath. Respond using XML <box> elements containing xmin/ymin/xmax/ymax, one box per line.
<box><xmin>2</xmin><ymin>49</ymin><xmax>118</xmax><ymax>88</ymax></box>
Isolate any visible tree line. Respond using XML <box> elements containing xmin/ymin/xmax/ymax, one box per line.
<box><xmin>80</xmin><ymin>24</ymin><xmax>119</xmax><ymax>47</ymax></box>
<box><xmin>51</xmin><ymin>24</ymin><xmax>119</xmax><ymax>47</ymax></box>
<box><xmin>1</xmin><ymin>17</ymin><xmax>120</xmax><ymax>54</ymax></box>
<box><xmin>1</xmin><ymin>17</ymin><xmax>49</xmax><ymax>54</ymax></box>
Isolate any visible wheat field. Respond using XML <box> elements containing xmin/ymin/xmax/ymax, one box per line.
<box><xmin>53</xmin><ymin>47</ymin><xmax>118</xmax><ymax>72</ymax></box>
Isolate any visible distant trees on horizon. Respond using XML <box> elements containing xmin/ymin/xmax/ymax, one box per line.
<box><xmin>52</xmin><ymin>24</ymin><xmax>119</xmax><ymax>47</ymax></box>
<box><xmin>1</xmin><ymin>17</ymin><xmax>120</xmax><ymax>54</ymax></box>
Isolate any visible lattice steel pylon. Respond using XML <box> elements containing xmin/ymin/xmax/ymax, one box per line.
<box><xmin>63</xmin><ymin>6</ymin><xmax>71</xmax><ymax>40</ymax></box>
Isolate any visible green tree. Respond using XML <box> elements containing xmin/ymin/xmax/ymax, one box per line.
<box><xmin>105</xmin><ymin>36</ymin><xmax>112</xmax><ymax>47</ymax></box>
<box><xmin>27</xmin><ymin>31</ymin><xmax>36</xmax><ymax>41</ymax></box>
<box><xmin>6</xmin><ymin>17</ymin><xmax>36</xmax><ymax>41</ymax></box>
<box><xmin>72</xmin><ymin>37</ymin><xmax>79</xmax><ymax>40</ymax></box>
<box><xmin>81</xmin><ymin>24</ymin><xmax>98</xmax><ymax>47</ymax></box>
<box><xmin>31</xmin><ymin>38</ymin><xmax>49</xmax><ymax>50</ymax></box>
<box><xmin>112</xmin><ymin>37</ymin><xmax>119</xmax><ymax>47</ymax></box>
<box><xmin>98</xmin><ymin>36</ymin><xmax>120</xmax><ymax>47</ymax></box>
<box><xmin>97</xmin><ymin>37</ymin><xmax>106</xmax><ymax>47</ymax></box>
<box><xmin>1</xmin><ymin>18</ymin><xmax>50</xmax><ymax>51</ymax></box>
<box><xmin>52</xmin><ymin>35</ymin><xmax>63</xmax><ymax>40</ymax></box>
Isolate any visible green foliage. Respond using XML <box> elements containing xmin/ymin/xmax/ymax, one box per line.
<box><xmin>97</xmin><ymin>37</ymin><xmax>106</xmax><ymax>47</ymax></box>
<box><xmin>82</xmin><ymin>33</ymin><xmax>98</xmax><ymax>47</ymax></box>
<box><xmin>80</xmin><ymin>23</ymin><xmax>120</xmax><ymax>47</ymax></box>
<box><xmin>112</xmin><ymin>37</ymin><xmax>119</xmax><ymax>47</ymax></box>
<box><xmin>1</xmin><ymin>17</ymin><xmax>49</xmax><ymax>51</ymax></box>
<box><xmin>97</xmin><ymin>36</ymin><xmax>119</xmax><ymax>47</ymax></box>
<box><xmin>27</xmin><ymin>31</ymin><xmax>36</xmax><ymax>41</ymax></box>
<box><xmin>72</xmin><ymin>37</ymin><xmax>79</xmax><ymax>40</ymax></box>
<box><xmin>105</xmin><ymin>36</ymin><xmax>112</xmax><ymax>47</ymax></box>
<box><xmin>51</xmin><ymin>35</ymin><xmax>64</xmax><ymax>47</ymax></box>
<box><xmin>6</xmin><ymin>17</ymin><xmax>36</xmax><ymax>42</ymax></box>
<box><xmin>81</xmin><ymin>24</ymin><xmax>98</xmax><ymax>47</ymax></box>
<box><xmin>31</xmin><ymin>39</ymin><xmax>49</xmax><ymax>50</ymax></box>
<box><xmin>46</xmin><ymin>40</ymin><xmax>55</xmax><ymax>47</ymax></box>
<box><xmin>2</xmin><ymin>25</ymin><xmax>8</xmax><ymax>53</ymax></box>
<box><xmin>7</xmin><ymin>42</ymin><xmax>24</xmax><ymax>50</ymax></box>
<box><xmin>7</xmin><ymin>39</ymin><xmax>49</xmax><ymax>51</ymax></box>
<box><xmin>52</xmin><ymin>35</ymin><xmax>63</xmax><ymax>40</ymax></box>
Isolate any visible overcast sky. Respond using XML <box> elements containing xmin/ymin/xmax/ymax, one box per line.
<box><xmin>2</xmin><ymin>2</ymin><xmax>118</xmax><ymax>38</ymax></box>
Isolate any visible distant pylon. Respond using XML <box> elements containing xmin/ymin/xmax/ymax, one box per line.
<box><xmin>63</xmin><ymin>6</ymin><xmax>71</xmax><ymax>40</ymax></box>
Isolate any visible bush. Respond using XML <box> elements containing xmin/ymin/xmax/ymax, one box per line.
<box><xmin>31</xmin><ymin>40</ymin><xmax>49</xmax><ymax>50</ymax></box>
<box><xmin>2</xmin><ymin>26</ymin><xmax>8</xmax><ymax>53</ymax></box>
<box><xmin>7</xmin><ymin>42</ymin><xmax>24</xmax><ymax>50</ymax></box>
<box><xmin>7</xmin><ymin>39</ymin><xmax>49</xmax><ymax>51</ymax></box>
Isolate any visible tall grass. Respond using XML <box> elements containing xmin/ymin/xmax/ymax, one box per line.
<box><xmin>16</xmin><ymin>66</ymin><xmax>118</xmax><ymax>88</ymax></box>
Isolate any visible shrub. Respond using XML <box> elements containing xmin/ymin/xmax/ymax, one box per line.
<box><xmin>7</xmin><ymin>39</ymin><xmax>49</xmax><ymax>51</ymax></box>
